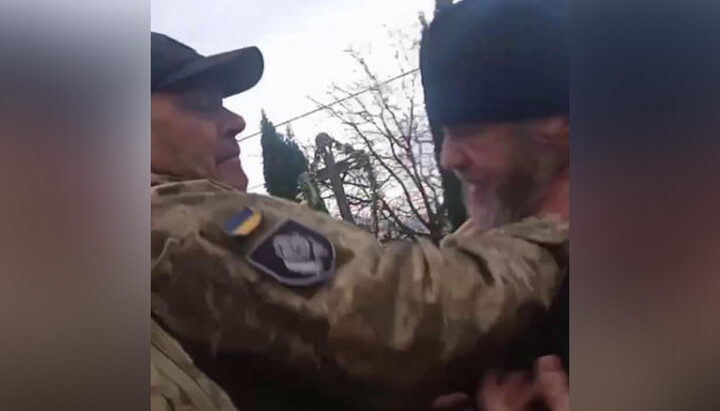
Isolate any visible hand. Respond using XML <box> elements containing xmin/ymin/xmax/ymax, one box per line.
<box><xmin>432</xmin><ymin>392</ymin><xmax>472</xmax><ymax>410</ymax></box>
<box><xmin>479</xmin><ymin>371</ymin><xmax>536</xmax><ymax>411</ymax></box>
<box><xmin>535</xmin><ymin>356</ymin><xmax>569</xmax><ymax>411</ymax></box>
<box><xmin>478</xmin><ymin>356</ymin><xmax>569</xmax><ymax>411</ymax></box>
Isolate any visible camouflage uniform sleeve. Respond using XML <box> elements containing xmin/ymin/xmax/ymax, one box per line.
<box><xmin>151</xmin><ymin>179</ymin><xmax>568</xmax><ymax>406</ymax></box>
<box><xmin>151</xmin><ymin>319</ymin><xmax>240</xmax><ymax>411</ymax></box>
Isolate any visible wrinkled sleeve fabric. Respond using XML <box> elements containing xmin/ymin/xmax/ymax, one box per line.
<box><xmin>151</xmin><ymin>179</ymin><xmax>568</xmax><ymax>406</ymax></box>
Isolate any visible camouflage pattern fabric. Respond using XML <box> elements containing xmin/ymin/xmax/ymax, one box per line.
<box><xmin>151</xmin><ymin>319</ymin><xmax>240</xmax><ymax>411</ymax></box>
<box><xmin>150</xmin><ymin>178</ymin><xmax>569</xmax><ymax>409</ymax></box>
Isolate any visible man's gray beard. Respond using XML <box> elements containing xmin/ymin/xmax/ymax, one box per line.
<box><xmin>464</xmin><ymin>185</ymin><xmax>512</xmax><ymax>231</ymax></box>
<box><xmin>460</xmin><ymin>126</ymin><xmax>565</xmax><ymax>231</ymax></box>
<box><xmin>463</xmin><ymin>172</ymin><xmax>554</xmax><ymax>232</ymax></box>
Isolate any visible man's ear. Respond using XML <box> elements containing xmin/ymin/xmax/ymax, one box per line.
<box><xmin>536</xmin><ymin>115</ymin><xmax>569</xmax><ymax>147</ymax></box>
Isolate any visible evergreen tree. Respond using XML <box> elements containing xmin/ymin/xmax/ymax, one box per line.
<box><xmin>260</xmin><ymin>111</ymin><xmax>309</xmax><ymax>201</ymax></box>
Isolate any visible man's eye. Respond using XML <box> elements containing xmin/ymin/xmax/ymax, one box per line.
<box><xmin>195</xmin><ymin>103</ymin><xmax>214</xmax><ymax>111</ymax></box>
<box><xmin>179</xmin><ymin>95</ymin><xmax>222</xmax><ymax>112</ymax></box>
<box><xmin>194</xmin><ymin>100</ymin><xmax>221</xmax><ymax>111</ymax></box>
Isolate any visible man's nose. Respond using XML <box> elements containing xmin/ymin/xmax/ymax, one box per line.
<box><xmin>440</xmin><ymin>136</ymin><xmax>469</xmax><ymax>172</ymax></box>
<box><xmin>221</xmin><ymin>108</ymin><xmax>246</xmax><ymax>138</ymax></box>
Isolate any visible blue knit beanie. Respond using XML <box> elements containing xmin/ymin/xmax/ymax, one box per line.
<box><xmin>421</xmin><ymin>0</ymin><xmax>569</xmax><ymax>126</ymax></box>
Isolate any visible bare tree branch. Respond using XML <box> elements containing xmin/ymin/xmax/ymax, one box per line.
<box><xmin>304</xmin><ymin>31</ymin><xmax>447</xmax><ymax>242</ymax></box>
<box><xmin>311</xmin><ymin>99</ymin><xmax>432</xmax><ymax>229</ymax></box>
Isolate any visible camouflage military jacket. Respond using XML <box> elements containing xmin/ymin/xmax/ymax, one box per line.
<box><xmin>151</xmin><ymin>178</ymin><xmax>568</xmax><ymax>409</ymax></box>
<box><xmin>151</xmin><ymin>319</ymin><xmax>239</xmax><ymax>411</ymax></box>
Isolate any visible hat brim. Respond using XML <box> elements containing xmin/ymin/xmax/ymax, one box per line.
<box><xmin>155</xmin><ymin>46</ymin><xmax>264</xmax><ymax>98</ymax></box>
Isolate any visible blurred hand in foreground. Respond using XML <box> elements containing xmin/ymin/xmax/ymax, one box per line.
<box><xmin>432</xmin><ymin>355</ymin><xmax>569</xmax><ymax>411</ymax></box>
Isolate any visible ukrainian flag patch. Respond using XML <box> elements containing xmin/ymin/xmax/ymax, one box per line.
<box><xmin>222</xmin><ymin>207</ymin><xmax>262</xmax><ymax>237</ymax></box>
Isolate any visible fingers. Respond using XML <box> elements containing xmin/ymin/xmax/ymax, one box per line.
<box><xmin>479</xmin><ymin>370</ymin><xmax>536</xmax><ymax>411</ymax></box>
<box><xmin>459</xmin><ymin>356</ymin><xmax>569</xmax><ymax>411</ymax></box>
<box><xmin>476</xmin><ymin>357</ymin><xmax>569</xmax><ymax>411</ymax></box>
<box><xmin>536</xmin><ymin>355</ymin><xmax>570</xmax><ymax>411</ymax></box>
<box><xmin>479</xmin><ymin>371</ymin><xmax>502</xmax><ymax>410</ymax></box>
<box><xmin>432</xmin><ymin>392</ymin><xmax>471</xmax><ymax>409</ymax></box>
<box><xmin>536</xmin><ymin>355</ymin><xmax>564</xmax><ymax>374</ymax></box>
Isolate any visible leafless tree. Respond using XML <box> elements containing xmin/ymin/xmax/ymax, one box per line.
<box><xmin>308</xmin><ymin>30</ymin><xmax>449</xmax><ymax>243</ymax></box>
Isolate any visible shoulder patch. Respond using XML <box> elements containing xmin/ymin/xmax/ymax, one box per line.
<box><xmin>248</xmin><ymin>220</ymin><xmax>336</xmax><ymax>287</ymax></box>
<box><xmin>222</xmin><ymin>207</ymin><xmax>262</xmax><ymax>237</ymax></box>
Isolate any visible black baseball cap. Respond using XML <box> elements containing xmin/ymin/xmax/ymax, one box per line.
<box><xmin>151</xmin><ymin>32</ymin><xmax>264</xmax><ymax>97</ymax></box>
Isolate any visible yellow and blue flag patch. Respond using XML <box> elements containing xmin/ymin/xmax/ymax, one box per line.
<box><xmin>222</xmin><ymin>207</ymin><xmax>262</xmax><ymax>237</ymax></box>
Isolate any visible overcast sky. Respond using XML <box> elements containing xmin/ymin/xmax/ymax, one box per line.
<box><xmin>151</xmin><ymin>0</ymin><xmax>434</xmax><ymax>192</ymax></box>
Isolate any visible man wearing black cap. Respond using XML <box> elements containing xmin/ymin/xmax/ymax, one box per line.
<box><xmin>150</xmin><ymin>31</ymin><xmax>263</xmax><ymax>411</ymax></box>
<box><xmin>151</xmin><ymin>32</ymin><xmax>263</xmax><ymax>191</ymax></box>
<box><xmin>150</xmin><ymin>6</ymin><xmax>568</xmax><ymax>408</ymax></box>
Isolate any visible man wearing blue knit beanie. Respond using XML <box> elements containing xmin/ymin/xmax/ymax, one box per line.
<box><xmin>422</xmin><ymin>1</ymin><xmax>569</xmax><ymax>410</ymax></box>
<box><xmin>422</xmin><ymin>0</ymin><xmax>569</xmax><ymax>232</ymax></box>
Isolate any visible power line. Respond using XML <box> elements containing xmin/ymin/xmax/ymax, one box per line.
<box><xmin>236</xmin><ymin>68</ymin><xmax>419</xmax><ymax>143</ymax></box>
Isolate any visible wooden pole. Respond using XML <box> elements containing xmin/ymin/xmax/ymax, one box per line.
<box><xmin>316</xmin><ymin>133</ymin><xmax>356</xmax><ymax>224</ymax></box>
